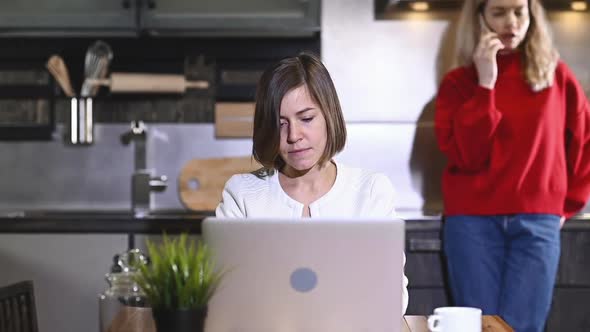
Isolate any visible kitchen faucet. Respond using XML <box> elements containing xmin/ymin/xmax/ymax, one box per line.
<box><xmin>120</xmin><ymin>120</ymin><xmax>168</xmax><ymax>218</ymax></box>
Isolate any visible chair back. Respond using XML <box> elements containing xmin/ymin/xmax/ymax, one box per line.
<box><xmin>0</xmin><ymin>281</ymin><xmax>39</xmax><ymax>332</ymax></box>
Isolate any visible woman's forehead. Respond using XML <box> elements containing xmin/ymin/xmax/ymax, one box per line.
<box><xmin>280</xmin><ymin>85</ymin><xmax>318</xmax><ymax>117</ymax></box>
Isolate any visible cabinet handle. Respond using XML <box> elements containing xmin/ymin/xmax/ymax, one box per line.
<box><xmin>147</xmin><ymin>0</ymin><xmax>156</xmax><ymax>9</ymax></box>
<box><xmin>122</xmin><ymin>0</ymin><xmax>131</xmax><ymax>9</ymax></box>
<box><xmin>408</xmin><ymin>238</ymin><xmax>441</xmax><ymax>252</ymax></box>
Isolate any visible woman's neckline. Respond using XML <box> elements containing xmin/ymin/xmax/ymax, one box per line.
<box><xmin>274</xmin><ymin>160</ymin><xmax>343</xmax><ymax>209</ymax></box>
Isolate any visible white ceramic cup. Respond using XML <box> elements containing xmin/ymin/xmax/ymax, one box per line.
<box><xmin>427</xmin><ymin>306</ymin><xmax>482</xmax><ymax>332</ymax></box>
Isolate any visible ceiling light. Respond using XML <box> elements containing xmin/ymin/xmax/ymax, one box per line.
<box><xmin>571</xmin><ymin>1</ymin><xmax>587</xmax><ymax>11</ymax></box>
<box><xmin>410</xmin><ymin>1</ymin><xmax>430</xmax><ymax>11</ymax></box>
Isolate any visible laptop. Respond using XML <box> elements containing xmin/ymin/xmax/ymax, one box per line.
<box><xmin>202</xmin><ymin>217</ymin><xmax>405</xmax><ymax>332</ymax></box>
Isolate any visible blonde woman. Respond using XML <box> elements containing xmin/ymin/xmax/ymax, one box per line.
<box><xmin>434</xmin><ymin>0</ymin><xmax>590</xmax><ymax>331</ymax></box>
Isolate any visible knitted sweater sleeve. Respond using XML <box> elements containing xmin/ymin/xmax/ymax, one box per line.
<box><xmin>435</xmin><ymin>70</ymin><xmax>503</xmax><ymax>171</ymax></box>
<box><xmin>563</xmin><ymin>64</ymin><xmax>590</xmax><ymax>218</ymax></box>
<box><xmin>215</xmin><ymin>175</ymin><xmax>246</xmax><ymax>218</ymax></box>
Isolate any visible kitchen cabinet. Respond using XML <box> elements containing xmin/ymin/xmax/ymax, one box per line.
<box><xmin>0</xmin><ymin>0</ymin><xmax>136</xmax><ymax>36</ymax></box>
<box><xmin>405</xmin><ymin>220</ymin><xmax>451</xmax><ymax>315</ymax></box>
<box><xmin>1</xmin><ymin>215</ymin><xmax>589</xmax><ymax>331</ymax></box>
<box><xmin>0</xmin><ymin>0</ymin><xmax>320</xmax><ymax>37</ymax></box>
<box><xmin>141</xmin><ymin>0</ymin><xmax>320</xmax><ymax>37</ymax></box>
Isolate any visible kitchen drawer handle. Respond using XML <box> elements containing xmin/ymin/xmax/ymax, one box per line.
<box><xmin>408</xmin><ymin>238</ymin><xmax>442</xmax><ymax>252</ymax></box>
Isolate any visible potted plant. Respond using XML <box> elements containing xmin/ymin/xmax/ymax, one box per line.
<box><xmin>134</xmin><ymin>233</ymin><xmax>223</xmax><ymax>332</ymax></box>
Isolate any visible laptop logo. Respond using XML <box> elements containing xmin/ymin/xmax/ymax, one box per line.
<box><xmin>290</xmin><ymin>267</ymin><xmax>317</xmax><ymax>292</ymax></box>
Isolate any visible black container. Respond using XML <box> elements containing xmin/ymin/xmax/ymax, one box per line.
<box><xmin>152</xmin><ymin>307</ymin><xmax>207</xmax><ymax>332</ymax></box>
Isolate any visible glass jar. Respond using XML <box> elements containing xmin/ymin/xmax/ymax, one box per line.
<box><xmin>99</xmin><ymin>249</ymin><xmax>153</xmax><ymax>332</ymax></box>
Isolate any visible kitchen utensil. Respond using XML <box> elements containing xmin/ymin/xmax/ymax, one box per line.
<box><xmin>214</xmin><ymin>102</ymin><xmax>255</xmax><ymax>138</ymax></box>
<box><xmin>67</xmin><ymin>97</ymin><xmax>94</xmax><ymax>145</ymax></box>
<box><xmin>46</xmin><ymin>55</ymin><xmax>75</xmax><ymax>97</ymax></box>
<box><xmin>178</xmin><ymin>156</ymin><xmax>261</xmax><ymax>211</ymax></box>
<box><xmin>81</xmin><ymin>40</ymin><xmax>113</xmax><ymax>97</ymax></box>
<box><xmin>86</xmin><ymin>73</ymin><xmax>209</xmax><ymax>94</ymax></box>
<box><xmin>428</xmin><ymin>307</ymin><xmax>482</xmax><ymax>332</ymax></box>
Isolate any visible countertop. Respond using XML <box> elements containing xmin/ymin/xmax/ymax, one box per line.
<box><xmin>0</xmin><ymin>209</ymin><xmax>588</xmax><ymax>233</ymax></box>
<box><xmin>0</xmin><ymin>210</ymin><xmax>213</xmax><ymax>234</ymax></box>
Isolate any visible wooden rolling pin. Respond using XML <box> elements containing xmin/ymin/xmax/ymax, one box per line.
<box><xmin>86</xmin><ymin>72</ymin><xmax>209</xmax><ymax>94</ymax></box>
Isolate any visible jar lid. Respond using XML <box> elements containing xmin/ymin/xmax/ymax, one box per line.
<box><xmin>117</xmin><ymin>248</ymin><xmax>148</xmax><ymax>273</ymax></box>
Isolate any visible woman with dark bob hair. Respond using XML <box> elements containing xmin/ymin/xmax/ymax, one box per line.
<box><xmin>216</xmin><ymin>52</ymin><xmax>408</xmax><ymax>313</ymax></box>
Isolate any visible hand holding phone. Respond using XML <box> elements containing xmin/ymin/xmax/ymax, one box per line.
<box><xmin>473</xmin><ymin>14</ymin><xmax>504</xmax><ymax>89</ymax></box>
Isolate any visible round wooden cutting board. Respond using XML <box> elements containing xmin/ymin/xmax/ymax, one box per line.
<box><xmin>178</xmin><ymin>156</ymin><xmax>261</xmax><ymax>211</ymax></box>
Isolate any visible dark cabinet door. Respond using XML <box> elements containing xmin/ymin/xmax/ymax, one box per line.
<box><xmin>139</xmin><ymin>0</ymin><xmax>320</xmax><ymax>37</ymax></box>
<box><xmin>0</xmin><ymin>0</ymin><xmax>136</xmax><ymax>36</ymax></box>
<box><xmin>0</xmin><ymin>0</ymin><xmax>320</xmax><ymax>37</ymax></box>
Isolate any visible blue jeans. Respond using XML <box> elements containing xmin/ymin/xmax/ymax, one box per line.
<box><xmin>443</xmin><ymin>214</ymin><xmax>561</xmax><ymax>332</ymax></box>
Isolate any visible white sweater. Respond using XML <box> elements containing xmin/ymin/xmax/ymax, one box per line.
<box><xmin>216</xmin><ymin>162</ymin><xmax>409</xmax><ymax>314</ymax></box>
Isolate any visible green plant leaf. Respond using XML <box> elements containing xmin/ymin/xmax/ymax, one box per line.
<box><xmin>133</xmin><ymin>233</ymin><xmax>224</xmax><ymax>310</ymax></box>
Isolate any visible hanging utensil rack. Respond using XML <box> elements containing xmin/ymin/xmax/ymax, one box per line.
<box><xmin>0</xmin><ymin>62</ymin><xmax>56</xmax><ymax>141</ymax></box>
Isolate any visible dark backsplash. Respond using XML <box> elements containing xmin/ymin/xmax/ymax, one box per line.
<box><xmin>0</xmin><ymin>36</ymin><xmax>320</xmax><ymax>128</ymax></box>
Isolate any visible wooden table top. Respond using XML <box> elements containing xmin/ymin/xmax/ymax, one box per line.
<box><xmin>403</xmin><ymin>315</ymin><xmax>514</xmax><ymax>332</ymax></box>
<box><xmin>107</xmin><ymin>308</ymin><xmax>513</xmax><ymax>332</ymax></box>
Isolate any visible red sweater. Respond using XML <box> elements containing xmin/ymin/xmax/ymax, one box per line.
<box><xmin>435</xmin><ymin>52</ymin><xmax>590</xmax><ymax>218</ymax></box>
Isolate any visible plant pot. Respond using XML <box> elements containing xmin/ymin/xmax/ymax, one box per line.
<box><xmin>152</xmin><ymin>307</ymin><xmax>208</xmax><ymax>332</ymax></box>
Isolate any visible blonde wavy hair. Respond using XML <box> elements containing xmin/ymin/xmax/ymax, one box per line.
<box><xmin>454</xmin><ymin>0</ymin><xmax>559</xmax><ymax>91</ymax></box>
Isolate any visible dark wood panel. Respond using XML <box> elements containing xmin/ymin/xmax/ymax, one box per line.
<box><xmin>406</xmin><ymin>288</ymin><xmax>450</xmax><ymax>316</ymax></box>
<box><xmin>406</xmin><ymin>230</ymin><xmax>447</xmax><ymax>287</ymax></box>
<box><xmin>546</xmin><ymin>288</ymin><xmax>590</xmax><ymax>331</ymax></box>
<box><xmin>556</xmin><ymin>231</ymin><xmax>590</xmax><ymax>286</ymax></box>
<box><xmin>405</xmin><ymin>219</ymin><xmax>590</xmax><ymax>331</ymax></box>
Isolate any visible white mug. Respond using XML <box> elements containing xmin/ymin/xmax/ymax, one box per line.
<box><xmin>427</xmin><ymin>306</ymin><xmax>482</xmax><ymax>332</ymax></box>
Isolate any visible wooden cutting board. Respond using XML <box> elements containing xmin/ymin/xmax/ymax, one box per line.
<box><xmin>178</xmin><ymin>156</ymin><xmax>262</xmax><ymax>211</ymax></box>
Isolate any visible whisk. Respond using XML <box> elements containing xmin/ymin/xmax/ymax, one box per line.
<box><xmin>81</xmin><ymin>40</ymin><xmax>113</xmax><ymax>97</ymax></box>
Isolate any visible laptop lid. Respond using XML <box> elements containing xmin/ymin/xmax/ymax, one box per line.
<box><xmin>202</xmin><ymin>217</ymin><xmax>405</xmax><ymax>332</ymax></box>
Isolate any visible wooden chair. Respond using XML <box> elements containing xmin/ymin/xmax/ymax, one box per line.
<box><xmin>0</xmin><ymin>280</ymin><xmax>39</xmax><ymax>332</ymax></box>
